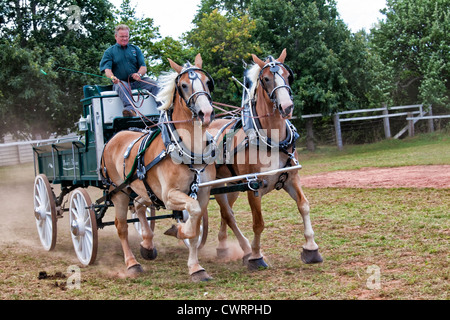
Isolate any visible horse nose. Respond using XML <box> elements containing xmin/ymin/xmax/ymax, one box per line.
<box><xmin>198</xmin><ymin>108</ymin><xmax>214</xmax><ymax>126</ymax></box>
<box><xmin>280</xmin><ymin>103</ymin><xmax>293</xmax><ymax>118</ymax></box>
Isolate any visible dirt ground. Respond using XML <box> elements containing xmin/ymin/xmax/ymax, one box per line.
<box><xmin>300</xmin><ymin>165</ymin><xmax>450</xmax><ymax>189</ymax></box>
<box><xmin>0</xmin><ymin>164</ymin><xmax>448</xmax><ymax>299</ymax></box>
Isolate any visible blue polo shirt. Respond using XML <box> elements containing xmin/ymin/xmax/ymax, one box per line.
<box><xmin>99</xmin><ymin>43</ymin><xmax>146</xmax><ymax>81</ymax></box>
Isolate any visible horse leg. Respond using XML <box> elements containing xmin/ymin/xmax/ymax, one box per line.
<box><xmin>284</xmin><ymin>174</ymin><xmax>323</xmax><ymax>264</ymax></box>
<box><xmin>164</xmin><ymin>189</ymin><xmax>211</xmax><ymax>281</ymax></box>
<box><xmin>111</xmin><ymin>190</ymin><xmax>143</xmax><ymax>275</ymax></box>
<box><xmin>246</xmin><ymin>192</ymin><xmax>269</xmax><ymax>270</ymax></box>
<box><xmin>188</xmin><ymin>229</ymin><xmax>212</xmax><ymax>282</ymax></box>
<box><xmin>215</xmin><ymin>192</ymin><xmax>251</xmax><ymax>262</ymax></box>
<box><xmin>134</xmin><ymin>199</ymin><xmax>157</xmax><ymax>260</ymax></box>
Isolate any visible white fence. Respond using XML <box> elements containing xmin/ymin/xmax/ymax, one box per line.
<box><xmin>0</xmin><ymin>141</ymin><xmax>34</xmax><ymax>166</ymax></box>
<box><xmin>300</xmin><ymin>104</ymin><xmax>449</xmax><ymax>150</ymax></box>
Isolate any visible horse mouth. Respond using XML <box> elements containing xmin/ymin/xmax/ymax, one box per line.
<box><xmin>279</xmin><ymin>104</ymin><xmax>293</xmax><ymax>119</ymax></box>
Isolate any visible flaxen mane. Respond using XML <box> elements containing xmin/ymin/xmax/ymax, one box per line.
<box><xmin>246</xmin><ymin>63</ymin><xmax>262</xmax><ymax>100</ymax></box>
<box><xmin>156</xmin><ymin>71</ymin><xmax>178</xmax><ymax>111</ymax></box>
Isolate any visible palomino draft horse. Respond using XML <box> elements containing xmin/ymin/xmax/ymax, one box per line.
<box><xmin>209</xmin><ymin>49</ymin><xmax>323</xmax><ymax>269</ymax></box>
<box><xmin>101</xmin><ymin>54</ymin><xmax>216</xmax><ymax>281</ymax></box>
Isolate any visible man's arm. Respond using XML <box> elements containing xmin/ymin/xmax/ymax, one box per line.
<box><xmin>104</xmin><ymin>69</ymin><xmax>120</xmax><ymax>84</ymax></box>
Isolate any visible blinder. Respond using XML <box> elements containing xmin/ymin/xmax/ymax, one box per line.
<box><xmin>259</xmin><ymin>60</ymin><xmax>294</xmax><ymax>86</ymax></box>
<box><xmin>176</xmin><ymin>66</ymin><xmax>215</xmax><ymax>93</ymax></box>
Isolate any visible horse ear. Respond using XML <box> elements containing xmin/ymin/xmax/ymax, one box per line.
<box><xmin>194</xmin><ymin>53</ymin><xmax>203</xmax><ymax>69</ymax></box>
<box><xmin>168</xmin><ymin>58</ymin><xmax>183</xmax><ymax>74</ymax></box>
<box><xmin>277</xmin><ymin>48</ymin><xmax>287</xmax><ymax>63</ymax></box>
<box><xmin>252</xmin><ymin>54</ymin><xmax>265</xmax><ymax>69</ymax></box>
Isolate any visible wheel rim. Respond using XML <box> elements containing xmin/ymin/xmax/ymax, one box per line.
<box><xmin>69</xmin><ymin>189</ymin><xmax>97</xmax><ymax>266</ymax></box>
<box><xmin>33</xmin><ymin>175</ymin><xmax>56</xmax><ymax>251</ymax></box>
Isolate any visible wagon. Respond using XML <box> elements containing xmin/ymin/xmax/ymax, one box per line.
<box><xmin>32</xmin><ymin>83</ymin><xmax>302</xmax><ymax>266</ymax></box>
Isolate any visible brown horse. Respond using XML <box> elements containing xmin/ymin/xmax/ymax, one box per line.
<box><xmin>101</xmin><ymin>54</ymin><xmax>216</xmax><ymax>281</ymax></box>
<box><xmin>208</xmin><ymin>49</ymin><xmax>322</xmax><ymax>269</ymax></box>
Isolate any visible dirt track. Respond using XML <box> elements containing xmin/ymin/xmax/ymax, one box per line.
<box><xmin>300</xmin><ymin>165</ymin><xmax>450</xmax><ymax>189</ymax></box>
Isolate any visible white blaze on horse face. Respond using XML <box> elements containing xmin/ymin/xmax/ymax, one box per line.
<box><xmin>275</xmin><ymin>69</ymin><xmax>293</xmax><ymax>117</ymax></box>
<box><xmin>192</xmin><ymin>75</ymin><xmax>213</xmax><ymax>126</ymax></box>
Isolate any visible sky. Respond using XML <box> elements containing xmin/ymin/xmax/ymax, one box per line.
<box><xmin>109</xmin><ymin>0</ymin><xmax>387</xmax><ymax>39</ymax></box>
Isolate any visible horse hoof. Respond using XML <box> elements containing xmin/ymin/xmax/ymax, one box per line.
<box><xmin>216</xmin><ymin>248</ymin><xmax>229</xmax><ymax>260</ymax></box>
<box><xmin>191</xmin><ymin>270</ymin><xmax>213</xmax><ymax>282</ymax></box>
<box><xmin>140</xmin><ymin>245</ymin><xmax>158</xmax><ymax>260</ymax></box>
<box><xmin>301</xmin><ymin>248</ymin><xmax>323</xmax><ymax>264</ymax></box>
<box><xmin>164</xmin><ymin>224</ymin><xmax>178</xmax><ymax>238</ymax></box>
<box><xmin>127</xmin><ymin>264</ymin><xmax>144</xmax><ymax>276</ymax></box>
<box><xmin>247</xmin><ymin>257</ymin><xmax>269</xmax><ymax>271</ymax></box>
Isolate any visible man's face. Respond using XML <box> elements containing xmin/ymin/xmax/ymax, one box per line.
<box><xmin>115</xmin><ymin>29</ymin><xmax>129</xmax><ymax>46</ymax></box>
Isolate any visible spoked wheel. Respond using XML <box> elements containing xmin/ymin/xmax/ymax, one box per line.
<box><xmin>69</xmin><ymin>188</ymin><xmax>98</xmax><ymax>266</ymax></box>
<box><xmin>132</xmin><ymin>206</ymin><xmax>156</xmax><ymax>236</ymax></box>
<box><xmin>178</xmin><ymin>210</ymin><xmax>208</xmax><ymax>250</ymax></box>
<box><xmin>33</xmin><ymin>174</ymin><xmax>57</xmax><ymax>251</ymax></box>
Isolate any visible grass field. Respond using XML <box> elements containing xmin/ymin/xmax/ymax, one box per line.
<box><xmin>298</xmin><ymin>132</ymin><xmax>450</xmax><ymax>175</ymax></box>
<box><xmin>0</xmin><ymin>132</ymin><xmax>448</xmax><ymax>300</ymax></box>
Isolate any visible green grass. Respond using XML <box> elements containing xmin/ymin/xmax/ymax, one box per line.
<box><xmin>298</xmin><ymin>132</ymin><xmax>450</xmax><ymax>175</ymax></box>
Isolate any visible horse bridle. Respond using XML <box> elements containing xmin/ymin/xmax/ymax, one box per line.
<box><xmin>258</xmin><ymin>58</ymin><xmax>294</xmax><ymax>111</ymax></box>
<box><xmin>174</xmin><ymin>64</ymin><xmax>215</xmax><ymax>118</ymax></box>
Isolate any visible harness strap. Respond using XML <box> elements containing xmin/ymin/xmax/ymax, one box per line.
<box><xmin>121</xmin><ymin>128</ymin><xmax>161</xmax><ymax>183</ymax></box>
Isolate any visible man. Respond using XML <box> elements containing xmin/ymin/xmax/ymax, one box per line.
<box><xmin>99</xmin><ymin>24</ymin><xmax>159</xmax><ymax>117</ymax></box>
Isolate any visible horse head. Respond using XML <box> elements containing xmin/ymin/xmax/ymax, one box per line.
<box><xmin>252</xmin><ymin>48</ymin><xmax>294</xmax><ymax>119</ymax></box>
<box><xmin>168</xmin><ymin>54</ymin><xmax>215</xmax><ymax>127</ymax></box>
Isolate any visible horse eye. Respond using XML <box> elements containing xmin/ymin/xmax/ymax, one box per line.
<box><xmin>264</xmin><ymin>77</ymin><xmax>270</xmax><ymax>82</ymax></box>
<box><xmin>181</xmin><ymin>83</ymin><xmax>188</xmax><ymax>89</ymax></box>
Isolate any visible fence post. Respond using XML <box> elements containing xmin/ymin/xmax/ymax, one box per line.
<box><xmin>427</xmin><ymin>105</ymin><xmax>434</xmax><ymax>133</ymax></box>
<box><xmin>382</xmin><ymin>103</ymin><xmax>391</xmax><ymax>139</ymax></box>
<box><xmin>407</xmin><ymin>112</ymin><xmax>415</xmax><ymax>137</ymax></box>
<box><xmin>333</xmin><ymin>113</ymin><xmax>343</xmax><ymax>151</ymax></box>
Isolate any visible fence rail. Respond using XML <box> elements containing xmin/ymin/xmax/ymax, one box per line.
<box><xmin>299</xmin><ymin>104</ymin><xmax>449</xmax><ymax>150</ymax></box>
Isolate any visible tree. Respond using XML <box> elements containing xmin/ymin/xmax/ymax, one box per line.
<box><xmin>371</xmin><ymin>0</ymin><xmax>450</xmax><ymax>109</ymax></box>
<box><xmin>185</xmin><ymin>9</ymin><xmax>261</xmax><ymax>106</ymax></box>
<box><xmin>0</xmin><ymin>0</ymin><xmax>115</xmax><ymax>140</ymax></box>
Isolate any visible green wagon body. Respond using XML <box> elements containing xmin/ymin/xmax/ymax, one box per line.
<box><xmin>33</xmin><ymin>85</ymin><xmax>160</xmax><ymax>188</ymax></box>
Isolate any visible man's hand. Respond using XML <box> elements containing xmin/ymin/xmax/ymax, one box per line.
<box><xmin>131</xmin><ymin>73</ymin><xmax>142</xmax><ymax>81</ymax></box>
<box><xmin>110</xmin><ymin>75</ymin><xmax>120</xmax><ymax>84</ymax></box>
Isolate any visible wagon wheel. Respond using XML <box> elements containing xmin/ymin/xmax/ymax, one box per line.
<box><xmin>69</xmin><ymin>188</ymin><xmax>98</xmax><ymax>266</ymax></box>
<box><xmin>132</xmin><ymin>206</ymin><xmax>156</xmax><ymax>236</ymax></box>
<box><xmin>178</xmin><ymin>210</ymin><xmax>208</xmax><ymax>250</ymax></box>
<box><xmin>33</xmin><ymin>174</ymin><xmax>57</xmax><ymax>251</ymax></box>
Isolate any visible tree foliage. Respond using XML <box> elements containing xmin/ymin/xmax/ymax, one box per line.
<box><xmin>371</xmin><ymin>0</ymin><xmax>450</xmax><ymax>108</ymax></box>
<box><xmin>185</xmin><ymin>8</ymin><xmax>261</xmax><ymax>106</ymax></box>
<box><xmin>1</xmin><ymin>0</ymin><xmax>449</xmax><ymax>141</ymax></box>
<box><xmin>0</xmin><ymin>0</ymin><xmax>115</xmax><ymax>139</ymax></box>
